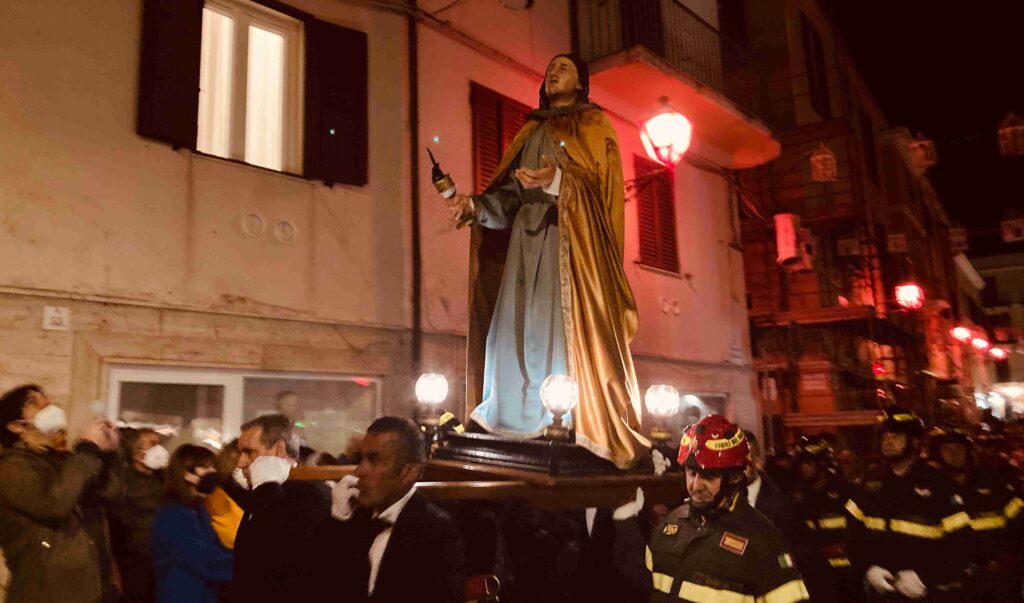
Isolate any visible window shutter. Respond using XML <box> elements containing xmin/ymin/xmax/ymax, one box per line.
<box><xmin>471</xmin><ymin>83</ymin><xmax>530</xmax><ymax>193</ymax></box>
<box><xmin>635</xmin><ymin>156</ymin><xmax>679</xmax><ymax>273</ymax></box>
<box><xmin>136</xmin><ymin>0</ymin><xmax>204</xmax><ymax>148</ymax></box>
<box><xmin>304</xmin><ymin>19</ymin><xmax>368</xmax><ymax>186</ymax></box>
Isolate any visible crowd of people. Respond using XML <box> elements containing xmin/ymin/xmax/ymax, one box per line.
<box><xmin>0</xmin><ymin>381</ymin><xmax>1022</xmax><ymax>603</ymax></box>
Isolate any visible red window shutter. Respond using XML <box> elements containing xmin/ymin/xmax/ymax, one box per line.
<box><xmin>471</xmin><ymin>83</ymin><xmax>530</xmax><ymax>194</ymax></box>
<box><xmin>634</xmin><ymin>156</ymin><xmax>679</xmax><ymax>273</ymax></box>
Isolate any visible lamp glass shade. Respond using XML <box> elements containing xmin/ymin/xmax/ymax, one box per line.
<box><xmin>640</xmin><ymin>102</ymin><xmax>693</xmax><ymax>167</ymax></box>
<box><xmin>971</xmin><ymin>338</ymin><xmax>990</xmax><ymax>351</ymax></box>
<box><xmin>540</xmin><ymin>374</ymin><xmax>579</xmax><ymax>415</ymax></box>
<box><xmin>990</xmin><ymin>347</ymin><xmax>1009</xmax><ymax>360</ymax></box>
<box><xmin>951</xmin><ymin>326</ymin><xmax>972</xmax><ymax>342</ymax></box>
<box><xmin>894</xmin><ymin>283</ymin><xmax>924</xmax><ymax>310</ymax></box>
<box><xmin>415</xmin><ymin>373</ymin><xmax>449</xmax><ymax>405</ymax></box>
<box><xmin>644</xmin><ymin>384</ymin><xmax>681</xmax><ymax>418</ymax></box>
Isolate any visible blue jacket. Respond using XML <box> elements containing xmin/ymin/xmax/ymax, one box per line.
<box><xmin>151</xmin><ymin>501</ymin><xmax>233</xmax><ymax>603</ymax></box>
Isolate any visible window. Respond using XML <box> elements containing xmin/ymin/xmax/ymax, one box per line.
<box><xmin>107</xmin><ymin>366</ymin><xmax>380</xmax><ymax>455</ymax></box>
<box><xmin>859</xmin><ymin>106</ymin><xmax>879</xmax><ymax>185</ymax></box>
<box><xmin>196</xmin><ymin>0</ymin><xmax>302</xmax><ymax>172</ymax></box>
<box><xmin>800</xmin><ymin>13</ymin><xmax>831</xmax><ymax>119</ymax></box>
<box><xmin>635</xmin><ymin>155</ymin><xmax>679</xmax><ymax>273</ymax></box>
<box><xmin>470</xmin><ymin>83</ymin><xmax>531</xmax><ymax>193</ymax></box>
<box><xmin>137</xmin><ymin>0</ymin><xmax>368</xmax><ymax>185</ymax></box>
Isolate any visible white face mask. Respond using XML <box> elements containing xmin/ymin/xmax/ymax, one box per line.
<box><xmin>33</xmin><ymin>405</ymin><xmax>67</xmax><ymax>435</ymax></box>
<box><xmin>142</xmin><ymin>444</ymin><xmax>169</xmax><ymax>470</ymax></box>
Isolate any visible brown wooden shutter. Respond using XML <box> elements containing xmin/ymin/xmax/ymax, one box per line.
<box><xmin>136</xmin><ymin>0</ymin><xmax>203</xmax><ymax>148</ymax></box>
<box><xmin>635</xmin><ymin>156</ymin><xmax>679</xmax><ymax>273</ymax></box>
<box><xmin>304</xmin><ymin>19</ymin><xmax>368</xmax><ymax>186</ymax></box>
<box><xmin>471</xmin><ymin>83</ymin><xmax>530</xmax><ymax>193</ymax></box>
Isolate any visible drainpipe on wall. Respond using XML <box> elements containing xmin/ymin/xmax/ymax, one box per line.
<box><xmin>408</xmin><ymin>0</ymin><xmax>423</xmax><ymax>376</ymax></box>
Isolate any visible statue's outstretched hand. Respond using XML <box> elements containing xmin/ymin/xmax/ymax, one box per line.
<box><xmin>515</xmin><ymin>155</ymin><xmax>556</xmax><ymax>190</ymax></box>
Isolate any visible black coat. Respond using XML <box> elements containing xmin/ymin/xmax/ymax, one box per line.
<box><xmin>307</xmin><ymin>492</ymin><xmax>466</xmax><ymax>603</ymax></box>
<box><xmin>753</xmin><ymin>470</ymin><xmax>797</xmax><ymax>541</ymax></box>
<box><xmin>229</xmin><ymin>480</ymin><xmax>329</xmax><ymax>603</ymax></box>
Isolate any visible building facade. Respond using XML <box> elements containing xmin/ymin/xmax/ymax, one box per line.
<box><xmin>0</xmin><ymin>0</ymin><xmax>779</xmax><ymax>454</ymax></box>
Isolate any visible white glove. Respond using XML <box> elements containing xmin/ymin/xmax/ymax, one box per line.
<box><xmin>865</xmin><ymin>565</ymin><xmax>896</xmax><ymax>594</ymax></box>
<box><xmin>232</xmin><ymin>468</ymin><xmax>250</xmax><ymax>490</ymax></box>
<box><xmin>652</xmin><ymin>449</ymin><xmax>670</xmax><ymax>476</ymax></box>
<box><xmin>613</xmin><ymin>487</ymin><xmax>645</xmax><ymax>520</ymax></box>
<box><xmin>248</xmin><ymin>456</ymin><xmax>291</xmax><ymax>489</ymax></box>
<box><xmin>894</xmin><ymin>570</ymin><xmax>927</xmax><ymax>599</ymax></box>
<box><xmin>331</xmin><ymin>475</ymin><xmax>360</xmax><ymax>520</ymax></box>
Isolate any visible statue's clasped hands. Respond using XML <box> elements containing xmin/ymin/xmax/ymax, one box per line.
<box><xmin>514</xmin><ymin>155</ymin><xmax>556</xmax><ymax>190</ymax></box>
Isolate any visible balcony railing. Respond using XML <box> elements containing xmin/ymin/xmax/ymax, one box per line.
<box><xmin>574</xmin><ymin>0</ymin><xmax>766</xmax><ymax>122</ymax></box>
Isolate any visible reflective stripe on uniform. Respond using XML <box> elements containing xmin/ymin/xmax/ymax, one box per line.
<box><xmin>677</xmin><ymin>580</ymin><xmax>754</xmax><ymax>603</ymax></box>
<box><xmin>844</xmin><ymin>500</ymin><xmax>885</xmax><ymax>531</ymax></box>
<box><xmin>941</xmin><ymin>511</ymin><xmax>970</xmax><ymax>533</ymax></box>
<box><xmin>758</xmin><ymin>579</ymin><xmax>810</xmax><ymax>603</ymax></box>
<box><xmin>889</xmin><ymin>519</ymin><xmax>943</xmax><ymax>539</ymax></box>
<box><xmin>970</xmin><ymin>515</ymin><xmax>1007</xmax><ymax>531</ymax></box>
<box><xmin>652</xmin><ymin>572</ymin><xmax>674</xmax><ymax>594</ymax></box>
<box><xmin>804</xmin><ymin>520</ymin><xmax>816</xmax><ymax>530</ymax></box>
<box><xmin>827</xmin><ymin>557</ymin><xmax>851</xmax><ymax>568</ymax></box>
<box><xmin>646</xmin><ymin>546</ymin><xmax>654</xmax><ymax>571</ymax></box>
<box><xmin>818</xmin><ymin>516</ymin><xmax>847</xmax><ymax>530</ymax></box>
<box><xmin>1006</xmin><ymin>497</ymin><xmax>1023</xmax><ymax>519</ymax></box>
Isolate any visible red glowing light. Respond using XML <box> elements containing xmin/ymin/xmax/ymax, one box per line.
<box><xmin>894</xmin><ymin>283</ymin><xmax>924</xmax><ymax>310</ymax></box>
<box><xmin>640</xmin><ymin>97</ymin><xmax>693</xmax><ymax>167</ymax></box>
<box><xmin>971</xmin><ymin>337</ymin><xmax>990</xmax><ymax>351</ymax></box>
<box><xmin>950</xmin><ymin>326</ymin><xmax>972</xmax><ymax>342</ymax></box>
<box><xmin>871</xmin><ymin>362</ymin><xmax>887</xmax><ymax>377</ymax></box>
<box><xmin>990</xmin><ymin>347</ymin><xmax>1009</xmax><ymax>360</ymax></box>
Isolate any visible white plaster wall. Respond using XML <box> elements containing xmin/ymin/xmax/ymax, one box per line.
<box><xmin>0</xmin><ymin>0</ymin><xmax>410</xmax><ymax>328</ymax></box>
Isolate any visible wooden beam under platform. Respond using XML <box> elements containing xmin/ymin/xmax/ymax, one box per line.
<box><xmin>290</xmin><ymin>459</ymin><xmax>685</xmax><ymax>510</ymax></box>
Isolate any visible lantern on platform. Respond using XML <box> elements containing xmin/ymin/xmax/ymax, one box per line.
<box><xmin>990</xmin><ymin>347</ymin><xmax>1009</xmax><ymax>361</ymax></box>
<box><xmin>415</xmin><ymin>373</ymin><xmax>448</xmax><ymax>432</ymax></box>
<box><xmin>894</xmin><ymin>282</ymin><xmax>924</xmax><ymax>310</ymax></box>
<box><xmin>998</xmin><ymin>112</ymin><xmax>1024</xmax><ymax>157</ymax></box>
<box><xmin>645</xmin><ymin>385</ymin><xmax>681</xmax><ymax>445</ymax></box>
<box><xmin>810</xmin><ymin>143</ymin><xmax>838</xmax><ymax>182</ymax></box>
<box><xmin>640</xmin><ymin>97</ymin><xmax>693</xmax><ymax>168</ymax></box>
<box><xmin>971</xmin><ymin>337</ymin><xmax>991</xmax><ymax>352</ymax></box>
<box><xmin>540</xmin><ymin>374</ymin><xmax>579</xmax><ymax>440</ymax></box>
<box><xmin>909</xmin><ymin>134</ymin><xmax>937</xmax><ymax>170</ymax></box>
<box><xmin>951</xmin><ymin>326</ymin><xmax>972</xmax><ymax>343</ymax></box>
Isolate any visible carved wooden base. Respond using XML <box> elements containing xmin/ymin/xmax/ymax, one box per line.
<box><xmin>432</xmin><ymin>431</ymin><xmax>619</xmax><ymax>476</ymax></box>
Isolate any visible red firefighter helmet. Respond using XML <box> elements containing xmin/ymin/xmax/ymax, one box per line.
<box><xmin>677</xmin><ymin>414</ymin><xmax>750</xmax><ymax>470</ymax></box>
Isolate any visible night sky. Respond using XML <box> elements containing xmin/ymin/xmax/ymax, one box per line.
<box><xmin>824</xmin><ymin>1</ymin><xmax>1024</xmax><ymax>256</ymax></box>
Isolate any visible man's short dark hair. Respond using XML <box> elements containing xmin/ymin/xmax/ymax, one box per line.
<box><xmin>0</xmin><ymin>384</ymin><xmax>44</xmax><ymax>448</ymax></box>
<box><xmin>366</xmin><ymin>416</ymin><xmax>425</xmax><ymax>466</ymax></box>
<box><xmin>241</xmin><ymin>414</ymin><xmax>298</xmax><ymax>458</ymax></box>
<box><xmin>275</xmin><ymin>390</ymin><xmax>297</xmax><ymax>401</ymax></box>
<box><xmin>744</xmin><ymin>429</ymin><xmax>762</xmax><ymax>460</ymax></box>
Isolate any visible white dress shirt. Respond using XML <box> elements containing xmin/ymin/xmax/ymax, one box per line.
<box><xmin>747</xmin><ymin>473</ymin><xmax>762</xmax><ymax>509</ymax></box>
<box><xmin>367</xmin><ymin>487</ymin><xmax>416</xmax><ymax>595</ymax></box>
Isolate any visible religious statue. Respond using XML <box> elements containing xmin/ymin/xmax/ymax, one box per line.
<box><xmin>447</xmin><ymin>54</ymin><xmax>648</xmax><ymax>469</ymax></box>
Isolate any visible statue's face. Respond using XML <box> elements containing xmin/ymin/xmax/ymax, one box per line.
<box><xmin>544</xmin><ymin>57</ymin><xmax>581</xmax><ymax>101</ymax></box>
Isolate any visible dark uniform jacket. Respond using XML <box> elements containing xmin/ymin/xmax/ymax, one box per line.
<box><xmin>955</xmin><ymin>470</ymin><xmax>1023</xmax><ymax>599</ymax></box>
<box><xmin>615</xmin><ymin>495</ymin><xmax>809</xmax><ymax>603</ymax></box>
<box><xmin>0</xmin><ymin>444</ymin><xmax>110</xmax><ymax>603</ymax></box>
<box><xmin>791</xmin><ymin>477</ymin><xmax>857</xmax><ymax>602</ymax></box>
<box><xmin>229</xmin><ymin>479</ymin><xmax>329</xmax><ymax>603</ymax></box>
<box><xmin>845</xmin><ymin>460</ymin><xmax>971</xmax><ymax>593</ymax></box>
<box><xmin>752</xmin><ymin>471</ymin><xmax>797</xmax><ymax>541</ymax></box>
<box><xmin>306</xmin><ymin>492</ymin><xmax>467</xmax><ymax>603</ymax></box>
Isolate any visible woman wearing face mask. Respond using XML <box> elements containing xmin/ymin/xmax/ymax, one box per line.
<box><xmin>0</xmin><ymin>384</ymin><xmax>121</xmax><ymax>603</ymax></box>
<box><xmin>109</xmin><ymin>428</ymin><xmax>169</xmax><ymax>603</ymax></box>
<box><xmin>150</xmin><ymin>445</ymin><xmax>233</xmax><ymax>603</ymax></box>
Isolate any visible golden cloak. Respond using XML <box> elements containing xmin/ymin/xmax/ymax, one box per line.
<box><xmin>466</xmin><ymin>105</ymin><xmax>649</xmax><ymax>469</ymax></box>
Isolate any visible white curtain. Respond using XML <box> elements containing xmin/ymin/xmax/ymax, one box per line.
<box><xmin>245</xmin><ymin>25</ymin><xmax>285</xmax><ymax>171</ymax></box>
<box><xmin>197</xmin><ymin>8</ymin><xmax>234</xmax><ymax>158</ymax></box>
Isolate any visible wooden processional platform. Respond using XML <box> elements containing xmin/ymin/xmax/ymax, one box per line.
<box><xmin>290</xmin><ymin>432</ymin><xmax>683</xmax><ymax>509</ymax></box>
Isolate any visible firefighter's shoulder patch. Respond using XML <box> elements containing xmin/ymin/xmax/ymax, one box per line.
<box><xmin>719</xmin><ymin>531</ymin><xmax>748</xmax><ymax>556</ymax></box>
<box><xmin>662</xmin><ymin>523</ymin><xmax>679</xmax><ymax>536</ymax></box>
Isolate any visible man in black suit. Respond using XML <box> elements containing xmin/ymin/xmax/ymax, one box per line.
<box><xmin>311</xmin><ymin>416</ymin><xmax>466</xmax><ymax>603</ymax></box>
<box><xmin>229</xmin><ymin>413</ymin><xmax>329</xmax><ymax>603</ymax></box>
<box><xmin>744</xmin><ymin>430</ymin><xmax>797</xmax><ymax>541</ymax></box>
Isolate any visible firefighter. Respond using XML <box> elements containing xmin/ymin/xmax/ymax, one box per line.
<box><xmin>927</xmin><ymin>426</ymin><xmax>1023</xmax><ymax>602</ymax></box>
<box><xmin>613</xmin><ymin>415</ymin><xmax>809</xmax><ymax>603</ymax></box>
<box><xmin>790</xmin><ymin>435</ymin><xmax>859</xmax><ymax>602</ymax></box>
<box><xmin>845</xmin><ymin>405</ymin><xmax>971</xmax><ymax>601</ymax></box>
